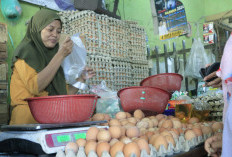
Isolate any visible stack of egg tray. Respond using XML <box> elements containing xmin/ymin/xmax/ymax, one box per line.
<box><xmin>192</xmin><ymin>93</ymin><xmax>224</xmax><ymax>122</ymax></box>
<box><xmin>58</xmin><ymin>10</ymin><xmax>149</xmax><ymax>92</ymax></box>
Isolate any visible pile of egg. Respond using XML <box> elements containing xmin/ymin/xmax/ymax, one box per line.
<box><xmin>56</xmin><ymin>110</ymin><xmax>223</xmax><ymax>157</ymax></box>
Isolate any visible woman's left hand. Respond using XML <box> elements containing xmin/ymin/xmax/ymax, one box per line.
<box><xmin>77</xmin><ymin>66</ymin><xmax>96</xmax><ymax>82</ymax></box>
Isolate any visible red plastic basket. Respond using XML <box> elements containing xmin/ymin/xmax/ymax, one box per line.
<box><xmin>25</xmin><ymin>94</ymin><xmax>100</xmax><ymax>124</ymax></box>
<box><xmin>140</xmin><ymin>73</ymin><xmax>183</xmax><ymax>93</ymax></box>
<box><xmin>118</xmin><ymin>86</ymin><xmax>171</xmax><ymax>114</ymax></box>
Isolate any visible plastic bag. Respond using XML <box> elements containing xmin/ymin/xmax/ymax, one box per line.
<box><xmin>61</xmin><ymin>33</ymin><xmax>86</xmax><ymax>85</ymax></box>
<box><xmin>185</xmin><ymin>37</ymin><xmax>210</xmax><ymax>78</ymax></box>
<box><xmin>90</xmin><ymin>81</ymin><xmax>121</xmax><ymax>118</ymax></box>
<box><xmin>1</xmin><ymin>0</ymin><xmax>22</xmax><ymax>21</ymax></box>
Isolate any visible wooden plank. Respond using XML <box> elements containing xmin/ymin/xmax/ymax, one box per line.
<box><xmin>173</xmin><ymin>42</ymin><xmax>178</xmax><ymax>73</ymax></box>
<box><xmin>0</xmin><ymin>81</ymin><xmax>8</xmax><ymax>90</ymax></box>
<box><xmin>149</xmin><ymin>44</ymin><xmax>214</xmax><ymax>59</ymax></box>
<box><xmin>155</xmin><ymin>46</ymin><xmax>160</xmax><ymax>74</ymax></box>
<box><xmin>0</xmin><ymin>113</ymin><xmax>9</xmax><ymax>124</ymax></box>
<box><xmin>182</xmin><ymin>40</ymin><xmax>188</xmax><ymax>91</ymax></box>
<box><xmin>0</xmin><ymin>43</ymin><xmax>7</xmax><ymax>51</ymax></box>
<box><xmin>0</xmin><ymin>22</ymin><xmax>7</xmax><ymax>43</ymax></box>
<box><xmin>164</xmin><ymin>44</ymin><xmax>168</xmax><ymax>73</ymax></box>
<box><xmin>205</xmin><ymin>10</ymin><xmax>232</xmax><ymax>22</ymax></box>
<box><xmin>0</xmin><ymin>63</ymin><xmax>7</xmax><ymax>81</ymax></box>
<box><xmin>0</xmin><ymin>103</ymin><xmax>8</xmax><ymax>113</ymax></box>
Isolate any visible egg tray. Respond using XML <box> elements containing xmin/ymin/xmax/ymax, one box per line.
<box><xmin>191</xmin><ymin>93</ymin><xmax>224</xmax><ymax>122</ymax></box>
<box><xmin>56</xmin><ymin>133</ymin><xmax>212</xmax><ymax>157</ymax></box>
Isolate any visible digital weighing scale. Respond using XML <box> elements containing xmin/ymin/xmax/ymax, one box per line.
<box><xmin>0</xmin><ymin>121</ymin><xmax>108</xmax><ymax>155</ymax></box>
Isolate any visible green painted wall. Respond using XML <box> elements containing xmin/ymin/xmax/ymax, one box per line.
<box><xmin>204</xmin><ymin>0</ymin><xmax>232</xmax><ymax>17</ymax></box>
<box><xmin>1</xmin><ymin>0</ymin><xmax>232</xmax><ymax>75</ymax></box>
<box><xmin>116</xmin><ymin>0</ymin><xmax>205</xmax><ymax>53</ymax></box>
<box><xmin>0</xmin><ymin>2</ymin><xmax>40</xmax><ymax>78</ymax></box>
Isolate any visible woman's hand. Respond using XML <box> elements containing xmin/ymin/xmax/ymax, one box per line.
<box><xmin>204</xmin><ymin>71</ymin><xmax>222</xmax><ymax>88</ymax></box>
<box><xmin>204</xmin><ymin>133</ymin><xmax>222</xmax><ymax>157</ymax></box>
<box><xmin>77</xmin><ymin>66</ymin><xmax>96</xmax><ymax>83</ymax></box>
<box><xmin>58</xmin><ymin>37</ymin><xmax>73</xmax><ymax>58</ymax></box>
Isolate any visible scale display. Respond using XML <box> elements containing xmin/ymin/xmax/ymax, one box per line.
<box><xmin>46</xmin><ymin>130</ymin><xmax>87</xmax><ymax>147</ymax></box>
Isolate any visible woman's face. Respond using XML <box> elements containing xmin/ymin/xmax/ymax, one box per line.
<box><xmin>41</xmin><ymin>20</ymin><xmax>61</xmax><ymax>48</ymax></box>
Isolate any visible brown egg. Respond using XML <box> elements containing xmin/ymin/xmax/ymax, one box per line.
<box><xmin>121</xmin><ymin>127</ymin><xmax>126</xmax><ymax>136</ymax></box>
<box><xmin>109</xmin><ymin>119</ymin><xmax>121</xmax><ymax>126</ymax></box>
<box><xmin>110</xmin><ymin>138</ymin><xmax>119</xmax><ymax>146</ymax></box>
<box><xmin>92</xmin><ymin>113</ymin><xmax>105</xmax><ymax>121</ymax></box>
<box><xmin>126</xmin><ymin>127</ymin><xmax>140</xmax><ymax>138</ymax></box>
<box><xmin>136</xmin><ymin>138</ymin><xmax>150</xmax><ymax>155</ymax></box>
<box><xmin>125</xmin><ymin>112</ymin><xmax>132</xmax><ymax>118</ymax></box>
<box><xmin>123</xmin><ymin>142</ymin><xmax>140</xmax><ymax>157</ymax></box>
<box><xmin>171</xmin><ymin>117</ymin><xmax>180</xmax><ymax>121</ymax></box>
<box><xmin>184</xmin><ymin>130</ymin><xmax>196</xmax><ymax>140</ymax></box>
<box><xmin>120</xmin><ymin>136</ymin><xmax>132</xmax><ymax>144</ymax></box>
<box><xmin>104</xmin><ymin>114</ymin><xmax>111</xmax><ymax>121</ymax></box>
<box><xmin>133</xmin><ymin>109</ymin><xmax>145</xmax><ymax>120</ymax></box>
<box><xmin>147</xmin><ymin>120</ymin><xmax>154</xmax><ymax>128</ymax></box>
<box><xmin>187</xmin><ymin>124</ymin><xmax>193</xmax><ymax>129</ymax></box>
<box><xmin>145</xmin><ymin>131</ymin><xmax>154</xmax><ymax>137</ymax></box>
<box><xmin>86</xmin><ymin>127</ymin><xmax>99</xmax><ymax>141</ymax></box>
<box><xmin>165</xmin><ymin>135</ymin><xmax>176</xmax><ymax>147</ymax></box>
<box><xmin>156</xmin><ymin>114</ymin><xmax>165</xmax><ymax>121</ymax></box>
<box><xmin>97</xmin><ymin>129</ymin><xmax>111</xmax><ymax>142</ymax></box>
<box><xmin>139</xmin><ymin>135</ymin><xmax>149</xmax><ymax>142</ymax></box>
<box><xmin>152</xmin><ymin>135</ymin><xmax>168</xmax><ymax>150</ymax></box>
<box><xmin>160</xmin><ymin>131</ymin><xmax>172</xmax><ymax>137</ymax></box>
<box><xmin>158</xmin><ymin>119</ymin><xmax>165</xmax><ymax>128</ymax></box>
<box><xmin>188</xmin><ymin>117</ymin><xmax>200</xmax><ymax>124</ymax></box>
<box><xmin>85</xmin><ymin>141</ymin><xmax>97</xmax><ymax>155</ymax></box>
<box><xmin>110</xmin><ymin>141</ymin><xmax>125</xmax><ymax>157</ymax></box>
<box><xmin>120</xmin><ymin>119</ymin><xmax>128</xmax><ymax>125</ymax></box>
<box><xmin>109</xmin><ymin>126</ymin><xmax>122</xmax><ymax>139</ymax></box>
<box><xmin>170</xmin><ymin>128</ymin><xmax>180</xmax><ymax>136</ymax></box>
<box><xmin>76</xmin><ymin>138</ymin><xmax>86</xmax><ymax>147</ymax></box>
<box><xmin>96</xmin><ymin>142</ymin><xmax>110</xmax><ymax>157</ymax></box>
<box><xmin>192</xmin><ymin>128</ymin><xmax>203</xmax><ymax>136</ymax></box>
<box><xmin>159</xmin><ymin>127</ymin><xmax>168</xmax><ymax>133</ymax></box>
<box><xmin>141</xmin><ymin>118</ymin><xmax>150</xmax><ymax>122</ymax></box>
<box><xmin>125</xmin><ymin>122</ymin><xmax>136</xmax><ymax>127</ymax></box>
<box><xmin>151</xmin><ymin>118</ymin><xmax>159</xmax><ymax>127</ymax></box>
<box><xmin>182</xmin><ymin>123</ymin><xmax>187</xmax><ymax>128</ymax></box>
<box><xmin>149</xmin><ymin>134</ymin><xmax>160</xmax><ymax>144</ymax></box>
<box><xmin>116</xmin><ymin>112</ymin><xmax>127</xmax><ymax>120</ymax></box>
<box><xmin>65</xmin><ymin>142</ymin><xmax>78</xmax><ymax>154</ymax></box>
<box><xmin>169</xmin><ymin>131</ymin><xmax>179</xmax><ymax>139</ymax></box>
<box><xmin>127</xmin><ymin>117</ymin><xmax>137</xmax><ymax>124</ymax></box>
<box><xmin>172</xmin><ymin>120</ymin><xmax>182</xmax><ymax>129</ymax></box>
<box><xmin>136</xmin><ymin>121</ymin><xmax>149</xmax><ymax>129</ymax></box>
<box><xmin>139</xmin><ymin>128</ymin><xmax>146</xmax><ymax>136</ymax></box>
<box><xmin>212</xmin><ymin>122</ymin><xmax>223</xmax><ymax>133</ymax></box>
<box><xmin>201</xmin><ymin>126</ymin><xmax>213</xmax><ymax>135</ymax></box>
<box><xmin>177</xmin><ymin>128</ymin><xmax>184</xmax><ymax>134</ymax></box>
<box><xmin>161</xmin><ymin>120</ymin><xmax>173</xmax><ymax>129</ymax></box>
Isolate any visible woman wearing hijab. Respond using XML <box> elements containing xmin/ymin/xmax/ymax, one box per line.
<box><xmin>10</xmin><ymin>9</ymin><xmax>95</xmax><ymax>125</ymax></box>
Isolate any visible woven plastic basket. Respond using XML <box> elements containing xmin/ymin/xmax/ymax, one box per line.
<box><xmin>118</xmin><ymin>86</ymin><xmax>171</xmax><ymax>114</ymax></box>
<box><xmin>140</xmin><ymin>73</ymin><xmax>183</xmax><ymax>93</ymax></box>
<box><xmin>25</xmin><ymin>94</ymin><xmax>99</xmax><ymax>124</ymax></box>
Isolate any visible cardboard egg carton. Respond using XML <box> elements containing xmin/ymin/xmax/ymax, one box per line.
<box><xmin>56</xmin><ymin>132</ymin><xmax>212</xmax><ymax>157</ymax></box>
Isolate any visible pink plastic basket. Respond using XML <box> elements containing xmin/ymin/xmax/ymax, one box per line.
<box><xmin>118</xmin><ymin>86</ymin><xmax>171</xmax><ymax>114</ymax></box>
<box><xmin>25</xmin><ymin>94</ymin><xmax>100</xmax><ymax>124</ymax></box>
<box><xmin>140</xmin><ymin>73</ymin><xmax>183</xmax><ymax>93</ymax></box>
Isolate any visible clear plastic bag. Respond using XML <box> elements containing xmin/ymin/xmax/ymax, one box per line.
<box><xmin>90</xmin><ymin>81</ymin><xmax>121</xmax><ymax>118</ymax></box>
<box><xmin>185</xmin><ymin>37</ymin><xmax>210</xmax><ymax>78</ymax></box>
<box><xmin>1</xmin><ymin>0</ymin><xmax>22</xmax><ymax>21</ymax></box>
<box><xmin>61</xmin><ymin>33</ymin><xmax>87</xmax><ymax>85</ymax></box>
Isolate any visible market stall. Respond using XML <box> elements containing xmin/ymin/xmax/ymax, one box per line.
<box><xmin>0</xmin><ymin>0</ymin><xmax>229</xmax><ymax>156</ymax></box>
